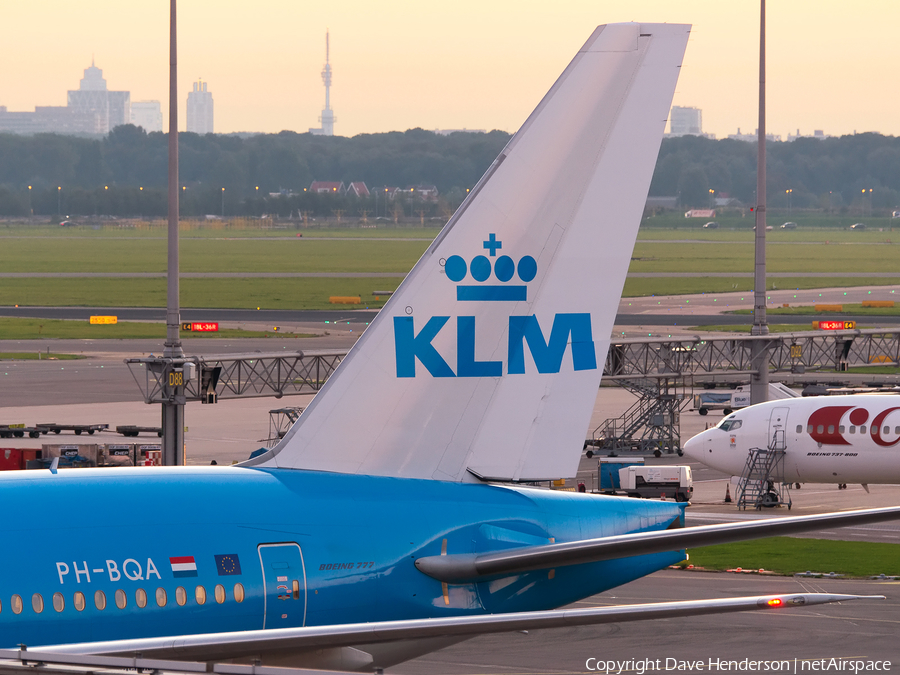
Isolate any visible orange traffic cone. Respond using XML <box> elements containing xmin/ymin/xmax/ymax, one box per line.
<box><xmin>724</xmin><ymin>483</ymin><xmax>732</xmax><ymax>503</ymax></box>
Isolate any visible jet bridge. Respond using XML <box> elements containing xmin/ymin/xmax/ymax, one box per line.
<box><xmin>126</xmin><ymin>328</ymin><xmax>900</xmax><ymax>463</ymax></box>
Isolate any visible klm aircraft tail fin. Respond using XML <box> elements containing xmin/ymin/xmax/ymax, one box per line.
<box><xmin>249</xmin><ymin>23</ymin><xmax>690</xmax><ymax>481</ymax></box>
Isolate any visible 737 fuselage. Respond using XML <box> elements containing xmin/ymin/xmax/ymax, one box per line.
<box><xmin>684</xmin><ymin>395</ymin><xmax>900</xmax><ymax>484</ymax></box>
<box><xmin>0</xmin><ymin>467</ymin><xmax>682</xmax><ymax>646</ymax></box>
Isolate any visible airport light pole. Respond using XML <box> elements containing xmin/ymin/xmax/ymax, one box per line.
<box><xmin>750</xmin><ymin>0</ymin><xmax>771</xmax><ymax>406</ymax></box>
<box><xmin>162</xmin><ymin>0</ymin><xmax>185</xmax><ymax>466</ymax></box>
<box><xmin>786</xmin><ymin>188</ymin><xmax>792</xmax><ymax>215</ymax></box>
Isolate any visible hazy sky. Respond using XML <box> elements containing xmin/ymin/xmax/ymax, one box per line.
<box><xmin>2</xmin><ymin>1</ymin><xmax>898</xmax><ymax>139</ymax></box>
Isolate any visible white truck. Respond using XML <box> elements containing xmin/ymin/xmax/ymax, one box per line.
<box><xmin>619</xmin><ymin>465</ymin><xmax>693</xmax><ymax>502</ymax></box>
<box><xmin>693</xmin><ymin>382</ymin><xmax>798</xmax><ymax>416</ymax></box>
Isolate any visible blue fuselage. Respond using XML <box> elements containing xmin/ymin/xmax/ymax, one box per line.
<box><xmin>0</xmin><ymin>467</ymin><xmax>684</xmax><ymax>646</ymax></box>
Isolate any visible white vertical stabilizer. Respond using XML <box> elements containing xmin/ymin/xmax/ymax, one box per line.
<box><xmin>248</xmin><ymin>23</ymin><xmax>690</xmax><ymax>481</ymax></box>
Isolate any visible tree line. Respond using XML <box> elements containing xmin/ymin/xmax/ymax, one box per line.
<box><xmin>0</xmin><ymin>126</ymin><xmax>898</xmax><ymax>217</ymax></box>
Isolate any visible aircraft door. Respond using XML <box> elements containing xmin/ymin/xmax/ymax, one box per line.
<box><xmin>768</xmin><ymin>407</ymin><xmax>789</xmax><ymax>451</ymax></box>
<box><xmin>258</xmin><ymin>543</ymin><xmax>307</xmax><ymax>629</ymax></box>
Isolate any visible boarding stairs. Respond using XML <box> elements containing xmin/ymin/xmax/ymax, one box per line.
<box><xmin>735</xmin><ymin>429</ymin><xmax>792</xmax><ymax>510</ymax></box>
<box><xmin>586</xmin><ymin>379</ymin><xmax>685</xmax><ymax>457</ymax></box>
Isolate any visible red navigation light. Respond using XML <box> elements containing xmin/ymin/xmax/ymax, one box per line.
<box><xmin>767</xmin><ymin>598</ymin><xmax>783</xmax><ymax>607</ymax></box>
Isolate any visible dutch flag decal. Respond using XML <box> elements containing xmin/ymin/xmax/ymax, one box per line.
<box><xmin>170</xmin><ymin>556</ymin><xmax>198</xmax><ymax>577</ymax></box>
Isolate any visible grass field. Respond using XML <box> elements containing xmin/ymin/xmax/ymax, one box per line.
<box><xmin>687</xmin><ymin>537</ymin><xmax>900</xmax><ymax>577</ymax></box>
<box><xmin>0</xmin><ymin>222</ymin><xmax>442</xmax><ymax>239</ymax></box>
<box><xmin>0</xmin><ymin>318</ymin><xmax>319</xmax><ymax>340</ymax></box>
<box><xmin>622</xmin><ymin>277</ymin><xmax>900</xmax><ymax>298</ymax></box>
<box><xmin>729</xmin><ymin>302</ymin><xmax>900</xmax><ymax>316</ymax></box>
<box><xmin>0</xmin><ymin>277</ymin><xmax>401</xmax><ymax>309</ymax></box>
<box><xmin>0</xmin><ymin>237</ymin><xmax>428</xmax><ymax>273</ymax></box>
<box><xmin>0</xmin><ymin>351</ymin><xmax>84</xmax><ymax>360</ymax></box>
<box><xmin>640</xmin><ymin>212</ymin><xmax>899</xmax><ymax>233</ymax></box>
<box><xmin>1</xmin><ymin>220</ymin><xmax>898</xmax><ymax>309</ymax></box>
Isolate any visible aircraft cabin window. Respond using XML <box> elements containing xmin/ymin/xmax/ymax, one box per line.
<box><xmin>861</xmin><ymin>425</ymin><xmax>867</xmax><ymax>433</ymax></box>
<box><xmin>807</xmin><ymin>425</ymin><xmax>813</xmax><ymax>434</ymax></box>
<box><xmin>74</xmin><ymin>592</ymin><xmax>85</xmax><ymax>612</ymax></box>
<box><xmin>234</xmin><ymin>583</ymin><xmax>245</xmax><ymax>603</ymax></box>
<box><xmin>827</xmin><ymin>425</ymin><xmax>835</xmax><ymax>435</ymax></box>
<box><xmin>52</xmin><ymin>592</ymin><xmax>64</xmax><ymax>613</ymax></box>
<box><xmin>195</xmin><ymin>585</ymin><xmax>207</xmax><ymax>605</ymax></box>
<box><xmin>896</xmin><ymin>426</ymin><xmax>900</xmax><ymax>434</ymax></box>
<box><xmin>796</xmin><ymin>425</ymin><xmax>802</xmax><ymax>433</ymax></box>
<box><xmin>94</xmin><ymin>590</ymin><xmax>106</xmax><ymax>611</ymax></box>
<box><xmin>176</xmin><ymin>586</ymin><xmax>187</xmax><ymax>606</ymax></box>
<box><xmin>839</xmin><ymin>426</ymin><xmax>845</xmax><ymax>434</ymax></box>
<box><xmin>32</xmin><ymin>594</ymin><xmax>43</xmax><ymax>614</ymax></box>
<box><xmin>885</xmin><ymin>426</ymin><xmax>890</xmax><ymax>435</ymax></box>
<box><xmin>817</xmin><ymin>425</ymin><xmax>824</xmax><ymax>434</ymax></box>
<box><xmin>155</xmin><ymin>588</ymin><xmax>167</xmax><ymax>607</ymax></box>
<box><xmin>11</xmin><ymin>595</ymin><xmax>22</xmax><ymax>615</ymax></box>
<box><xmin>136</xmin><ymin>588</ymin><xmax>147</xmax><ymax>608</ymax></box>
<box><xmin>215</xmin><ymin>584</ymin><xmax>226</xmax><ymax>604</ymax></box>
<box><xmin>871</xmin><ymin>426</ymin><xmax>877</xmax><ymax>436</ymax></box>
<box><xmin>850</xmin><ymin>426</ymin><xmax>856</xmax><ymax>434</ymax></box>
<box><xmin>115</xmin><ymin>589</ymin><xmax>127</xmax><ymax>610</ymax></box>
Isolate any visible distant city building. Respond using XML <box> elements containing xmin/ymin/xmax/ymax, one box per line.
<box><xmin>0</xmin><ymin>60</ymin><xmax>130</xmax><ymax>135</ymax></box>
<box><xmin>131</xmin><ymin>100</ymin><xmax>163</xmax><ymax>132</ymax></box>
<box><xmin>0</xmin><ymin>105</ymin><xmax>100</xmax><ymax>134</ymax></box>
<box><xmin>186</xmin><ymin>79</ymin><xmax>214</xmax><ymax>134</ymax></box>
<box><xmin>668</xmin><ymin>106</ymin><xmax>703</xmax><ymax>136</ymax></box>
<box><xmin>67</xmin><ymin>60</ymin><xmax>130</xmax><ymax>134</ymax></box>
<box><xmin>786</xmin><ymin>129</ymin><xmax>828</xmax><ymax>142</ymax></box>
<box><xmin>309</xmin><ymin>31</ymin><xmax>335</xmax><ymax>136</ymax></box>
<box><xmin>728</xmin><ymin>127</ymin><xmax>781</xmax><ymax>142</ymax></box>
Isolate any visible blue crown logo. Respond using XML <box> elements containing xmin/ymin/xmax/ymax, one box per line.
<box><xmin>443</xmin><ymin>233</ymin><xmax>536</xmax><ymax>302</ymax></box>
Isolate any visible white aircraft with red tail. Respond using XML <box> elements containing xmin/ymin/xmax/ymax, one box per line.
<box><xmin>684</xmin><ymin>394</ymin><xmax>900</xmax><ymax>487</ymax></box>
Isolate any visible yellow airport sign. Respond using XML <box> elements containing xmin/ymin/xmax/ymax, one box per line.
<box><xmin>90</xmin><ymin>316</ymin><xmax>118</xmax><ymax>325</ymax></box>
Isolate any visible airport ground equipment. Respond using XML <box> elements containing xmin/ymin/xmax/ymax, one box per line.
<box><xmin>35</xmin><ymin>422</ymin><xmax>109</xmax><ymax>436</ymax></box>
<box><xmin>596</xmin><ymin>457</ymin><xmax>644</xmax><ymax>492</ymax></box>
<box><xmin>693</xmin><ymin>382</ymin><xmax>798</xmax><ymax>416</ymax></box>
<box><xmin>266</xmin><ymin>407</ymin><xmax>305</xmax><ymax>447</ymax></box>
<box><xmin>618</xmin><ymin>465</ymin><xmax>693</xmax><ymax>502</ymax></box>
<box><xmin>735</xmin><ymin>429</ymin><xmax>791</xmax><ymax>510</ymax></box>
<box><xmin>116</xmin><ymin>425</ymin><xmax>163</xmax><ymax>437</ymax></box>
<box><xmin>0</xmin><ymin>424</ymin><xmax>42</xmax><ymax>439</ymax></box>
<box><xmin>586</xmin><ymin>378</ymin><xmax>685</xmax><ymax>456</ymax></box>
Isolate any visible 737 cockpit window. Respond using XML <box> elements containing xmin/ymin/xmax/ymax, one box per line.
<box><xmin>719</xmin><ymin>418</ymin><xmax>742</xmax><ymax>432</ymax></box>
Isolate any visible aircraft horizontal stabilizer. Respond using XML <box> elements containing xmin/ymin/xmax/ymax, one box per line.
<box><xmin>416</xmin><ymin>506</ymin><xmax>900</xmax><ymax>582</ymax></box>
<box><xmin>35</xmin><ymin>594</ymin><xmax>878</xmax><ymax>666</ymax></box>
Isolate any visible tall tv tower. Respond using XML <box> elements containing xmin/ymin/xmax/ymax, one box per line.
<box><xmin>309</xmin><ymin>30</ymin><xmax>335</xmax><ymax>136</ymax></box>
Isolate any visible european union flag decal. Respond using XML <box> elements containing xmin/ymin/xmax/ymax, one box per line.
<box><xmin>215</xmin><ymin>554</ymin><xmax>242</xmax><ymax>576</ymax></box>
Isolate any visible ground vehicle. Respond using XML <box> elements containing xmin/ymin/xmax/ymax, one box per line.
<box><xmin>619</xmin><ymin>465</ymin><xmax>693</xmax><ymax>501</ymax></box>
<box><xmin>781</xmin><ymin>221</ymin><xmax>797</xmax><ymax>229</ymax></box>
<box><xmin>702</xmin><ymin>221</ymin><xmax>719</xmax><ymax>228</ymax></box>
<box><xmin>694</xmin><ymin>382</ymin><xmax>798</xmax><ymax>415</ymax></box>
<box><xmin>850</xmin><ymin>223</ymin><xmax>866</xmax><ymax>230</ymax></box>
